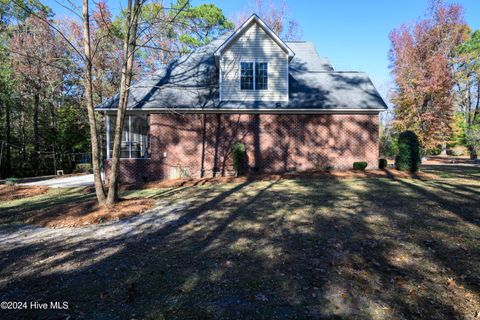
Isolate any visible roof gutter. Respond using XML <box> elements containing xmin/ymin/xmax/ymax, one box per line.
<box><xmin>97</xmin><ymin>108</ymin><xmax>386</xmax><ymax>115</ymax></box>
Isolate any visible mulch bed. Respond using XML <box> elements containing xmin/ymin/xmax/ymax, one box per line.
<box><xmin>25</xmin><ymin>198</ymin><xmax>155</xmax><ymax>228</ymax></box>
<box><xmin>130</xmin><ymin>168</ymin><xmax>438</xmax><ymax>190</ymax></box>
<box><xmin>0</xmin><ymin>185</ymin><xmax>49</xmax><ymax>202</ymax></box>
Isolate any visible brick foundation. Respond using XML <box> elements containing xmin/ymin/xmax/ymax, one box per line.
<box><xmin>104</xmin><ymin>113</ymin><xmax>379</xmax><ymax>183</ymax></box>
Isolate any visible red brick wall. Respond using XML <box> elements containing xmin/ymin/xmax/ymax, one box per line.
<box><xmin>104</xmin><ymin>113</ymin><xmax>379</xmax><ymax>183</ymax></box>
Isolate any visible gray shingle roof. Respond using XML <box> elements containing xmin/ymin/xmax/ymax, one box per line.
<box><xmin>286</xmin><ymin>41</ymin><xmax>334</xmax><ymax>72</ymax></box>
<box><xmin>96</xmin><ymin>33</ymin><xmax>387</xmax><ymax>112</ymax></box>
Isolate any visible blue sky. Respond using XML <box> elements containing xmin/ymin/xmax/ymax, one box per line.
<box><xmin>45</xmin><ymin>0</ymin><xmax>480</xmax><ymax>95</ymax></box>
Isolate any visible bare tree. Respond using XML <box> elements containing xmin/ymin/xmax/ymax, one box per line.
<box><xmin>9</xmin><ymin>0</ymin><xmax>217</xmax><ymax>205</ymax></box>
<box><xmin>234</xmin><ymin>0</ymin><xmax>302</xmax><ymax>40</ymax></box>
<box><xmin>105</xmin><ymin>0</ymin><xmax>143</xmax><ymax>204</ymax></box>
<box><xmin>105</xmin><ymin>0</ymin><xmax>194</xmax><ymax>204</ymax></box>
<box><xmin>10</xmin><ymin>0</ymin><xmax>107</xmax><ymax>201</ymax></box>
<box><xmin>82</xmin><ymin>0</ymin><xmax>106</xmax><ymax>203</ymax></box>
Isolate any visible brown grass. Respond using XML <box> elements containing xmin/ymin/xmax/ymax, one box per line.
<box><xmin>25</xmin><ymin>198</ymin><xmax>155</xmax><ymax>228</ymax></box>
<box><xmin>137</xmin><ymin>168</ymin><xmax>437</xmax><ymax>190</ymax></box>
<box><xmin>0</xmin><ymin>185</ymin><xmax>49</xmax><ymax>202</ymax></box>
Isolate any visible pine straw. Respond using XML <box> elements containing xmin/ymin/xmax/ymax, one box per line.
<box><xmin>139</xmin><ymin>169</ymin><xmax>438</xmax><ymax>190</ymax></box>
<box><xmin>25</xmin><ymin>198</ymin><xmax>155</xmax><ymax>228</ymax></box>
<box><xmin>0</xmin><ymin>185</ymin><xmax>49</xmax><ymax>202</ymax></box>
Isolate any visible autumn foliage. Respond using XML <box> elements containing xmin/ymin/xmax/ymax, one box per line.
<box><xmin>389</xmin><ymin>1</ymin><xmax>470</xmax><ymax>150</ymax></box>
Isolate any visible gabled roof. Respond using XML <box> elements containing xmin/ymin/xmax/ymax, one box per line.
<box><xmin>96</xmin><ymin>21</ymin><xmax>388</xmax><ymax>113</ymax></box>
<box><xmin>213</xmin><ymin>14</ymin><xmax>295</xmax><ymax>65</ymax></box>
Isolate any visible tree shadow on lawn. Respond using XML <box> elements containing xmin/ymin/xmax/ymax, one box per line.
<box><xmin>421</xmin><ymin>164</ymin><xmax>480</xmax><ymax>181</ymax></box>
<box><xmin>0</xmin><ymin>173</ymin><xmax>479</xmax><ymax>319</ymax></box>
<box><xmin>344</xmin><ymin>177</ymin><xmax>479</xmax><ymax>318</ymax></box>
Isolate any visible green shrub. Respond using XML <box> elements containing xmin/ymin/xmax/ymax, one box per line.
<box><xmin>380</xmin><ymin>133</ymin><xmax>399</xmax><ymax>158</ymax></box>
<box><xmin>379</xmin><ymin>158</ymin><xmax>388</xmax><ymax>169</ymax></box>
<box><xmin>395</xmin><ymin>130</ymin><xmax>421</xmax><ymax>172</ymax></box>
<box><xmin>426</xmin><ymin>146</ymin><xmax>442</xmax><ymax>156</ymax></box>
<box><xmin>353</xmin><ymin>161</ymin><xmax>368</xmax><ymax>170</ymax></box>
<box><xmin>232</xmin><ymin>143</ymin><xmax>248</xmax><ymax>176</ymax></box>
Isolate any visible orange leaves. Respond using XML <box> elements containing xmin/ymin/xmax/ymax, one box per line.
<box><xmin>389</xmin><ymin>1</ymin><xmax>470</xmax><ymax>149</ymax></box>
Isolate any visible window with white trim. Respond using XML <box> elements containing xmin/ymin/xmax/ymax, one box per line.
<box><xmin>255</xmin><ymin>62</ymin><xmax>268</xmax><ymax>90</ymax></box>
<box><xmin>240</xmin><ymin>62</ymin><xmax>268</xmax><ymax>90</ymax></box>
<box><xmin>240</xmin><ymin>62</ymin><xmax>253</xmax><ymax>90</ymax></box>
<box><xmin>107</xmin><ymin>114</ymin><xmax>149</xmax><ymax>159</ymax></box>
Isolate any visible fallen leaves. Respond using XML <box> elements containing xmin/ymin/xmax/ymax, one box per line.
<box><xmin>0</xmin><ymin>185</ymin><xmax>48</xmax><ymax>201</ymax></box>
<box><xmin>24</xmin><ymin>198</ymin><xmax>155</xmax><ymax>228</ymax></box>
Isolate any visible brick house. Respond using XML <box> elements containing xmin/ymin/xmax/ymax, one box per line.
<box><xmin>97</xmin><ymin>14</ymin><xmax>387</xmax><ymax>183</ymax></box>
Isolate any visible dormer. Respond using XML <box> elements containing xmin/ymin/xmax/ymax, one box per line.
<box><xmin>214</xmin><ymin>14</ymin><xmax>295</xmax><ymax>102</ymax></box>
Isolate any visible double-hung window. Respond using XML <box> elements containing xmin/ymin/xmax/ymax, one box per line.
<box><xmin>240</xmin><ymin>62</ymin><xmax>254</xmax><ymax>90</ymax></box>
<box><xmin>255</xmin><ymin>63</ymin><xmax>268</xmax><ymax>90</ymax></box>
<box><xmin>240</xmin><ymin>62</ymin><xmax>268</xmax><ymax>90</ymax></box>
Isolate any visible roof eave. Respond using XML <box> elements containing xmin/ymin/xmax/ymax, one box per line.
<box><xmin>96</xmin><ymin>107</ymin><xmax>386</xmax><ymax>114</ymax></box>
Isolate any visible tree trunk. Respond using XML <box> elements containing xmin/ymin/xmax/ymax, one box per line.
<box><xmin>82</xmin><ymin>0</ymin><xmax>106</xmax><ymax>204</ymax></box>
<box><xmin>33</xmin><ymin>92</ymin><xmax>40</xmax><ymax>175</ymax></box>
<box><xmin>468</xmin><ymin>145</ymin><xmax>478</xmax><ymax>160</ymax></box>
<box><xmin>4</xmin><ymin>100</ymin><xmax>11</xmax><ymax>176</ymax></box>
<box><xmin>21</xmin><ymin>110</ymin><xmax>27</xmax><ymax>174</ymax></box>
<box><xmin>106</xmin><ymin>0</ymin><xmax>142</xmax><ymax>205</ymax></box>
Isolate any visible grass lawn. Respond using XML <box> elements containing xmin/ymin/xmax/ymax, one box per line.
<box><xmin>0</xmin><ymin>165</ymin><xmax>479</xmax><ymax>319</ymax></box>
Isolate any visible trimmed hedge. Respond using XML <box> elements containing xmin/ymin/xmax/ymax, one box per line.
<box><xmin>232</xmin><ymin>143</ymin><xmax>248</xmax><ymax>176</ymax></box>
<box><xmin>379</xmin><ymin>158</ymin><xmax>388</xmax><ymax>169</ymax></box>
<box><xmin>395</xmin><ymin>130</ymin><xmax>421</xmax><ymax>172</ymax></box>
<box><xmin>353</xmin><ymin>161</ymin><xmax>368</xmax><ymax>170</ymax></box>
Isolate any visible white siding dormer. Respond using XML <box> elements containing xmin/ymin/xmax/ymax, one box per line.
<box><xmin>219</xmin><ymin>23</ymin><xmax>289</xmax><ymax>102</ymax></box>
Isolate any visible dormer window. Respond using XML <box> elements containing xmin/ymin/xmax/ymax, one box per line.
<box><xmin>240</xmin><ymin>62</ymin><xmax>268</xmax><ymax>90</ymax></box>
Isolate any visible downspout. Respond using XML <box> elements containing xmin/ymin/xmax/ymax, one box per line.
<box><xmin>200</xmin><ymin>113</ymin><xmax>207</xmax><ymax>178</ymax></box>
<box><xmin>212</xmin><ymin>114</ymin><xmax>221</xmax><ymax>177</ymax></box>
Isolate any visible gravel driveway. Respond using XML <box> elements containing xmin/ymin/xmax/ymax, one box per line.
<box><xmin>0</xmin><ymin>199</ymin><xmax>186</xmax><ymax>291</ymax></box>
<box><xmin>0</xmin><ymin>199</ymin><xmax>184</xmax><ymax>250</ymax></box>
<box><xmin>21</xmin><ymin>174</ymin><xmax>94</xmax><ymax>188</ymax></box>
